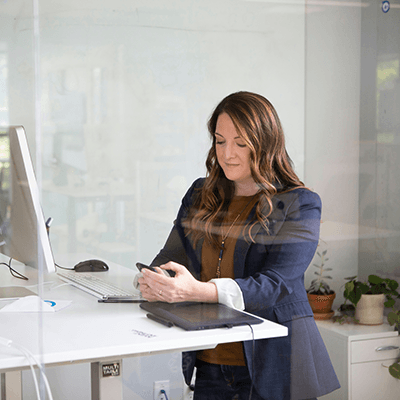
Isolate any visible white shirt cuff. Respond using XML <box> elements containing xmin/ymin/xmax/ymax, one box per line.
<box><xmin>209</xmin><ymin>278</ymin><xmax>245</xmax><ymax>310</ymax></box>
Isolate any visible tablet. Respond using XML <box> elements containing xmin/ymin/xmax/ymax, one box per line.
<box><xmin>140</xmin><ymin>301</ymin><xmax>263</xmax><ymax>331</ymax></box>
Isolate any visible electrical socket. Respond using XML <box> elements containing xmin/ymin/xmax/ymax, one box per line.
<box><xmin>153</xmin><ymin>380</ymin><xmax>170</xmax><ymax>400</ymax></box>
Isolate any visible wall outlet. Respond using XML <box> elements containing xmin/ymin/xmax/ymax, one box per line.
<box><xmin>153</xmin><ymin>380</ymin><xmax>170</xmax><ymax>400</ymax></box>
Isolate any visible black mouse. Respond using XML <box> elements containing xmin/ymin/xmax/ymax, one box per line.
<box><xmin>74</xmin><ymin>259</ymin><xmax>109</xmax><ymax>272</ymax></box>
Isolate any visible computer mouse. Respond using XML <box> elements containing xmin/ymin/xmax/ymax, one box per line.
<box><xmin>74</xmin><ymin>259</ymin><xmax>109</xmax><ymax>272</ymax></box>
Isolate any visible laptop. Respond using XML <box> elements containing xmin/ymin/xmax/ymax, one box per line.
<box><xmin>140</xmin><ymin>301</ymin><xmax>263</xmax><ymax>331</ymax></box>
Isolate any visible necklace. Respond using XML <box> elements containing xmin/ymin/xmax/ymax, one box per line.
<box><xmin>215</xmin><ymin>195</ymin><xmax>257</xmax><ymax>278</ymax></box>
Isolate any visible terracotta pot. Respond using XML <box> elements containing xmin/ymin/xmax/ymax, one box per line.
<box><xmin>355</xmin><ymin>294</ymin><xmax>385</xmax><ymax>325</ymax></box>
<box><xmin>307</xmin><ymin>292</ymin><xmax>336</xmax><ymax>314</ymax></box>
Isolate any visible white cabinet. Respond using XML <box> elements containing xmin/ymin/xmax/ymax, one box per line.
<box><xmin>316</xmin><ymin>320</ymin><xmax>400</xmax><ymax>400</ymax></box>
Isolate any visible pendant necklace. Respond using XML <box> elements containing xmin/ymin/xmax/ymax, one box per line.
<box><xmin>215</xmin><ymin>195</ymin><xmax>257</xmax><ymax>278</ymax></box>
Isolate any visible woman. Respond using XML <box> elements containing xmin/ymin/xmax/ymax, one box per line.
<box><xmin>137</xmin><ymin>91</ymin><xmax>340</xmax><ymax>400</ymax></box>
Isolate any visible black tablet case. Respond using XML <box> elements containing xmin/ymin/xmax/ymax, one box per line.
<box><xmin>140</xmin><ymin>301</ymin><xmax>263</xmax><ymax>331</ymax></box>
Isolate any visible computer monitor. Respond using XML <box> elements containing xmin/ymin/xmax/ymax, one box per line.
<box><xmin>0</xmin><ymin>126</ymin><xmax>55</xmax><ymax>273</ymax></box>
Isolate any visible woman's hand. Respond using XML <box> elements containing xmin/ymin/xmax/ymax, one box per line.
<box><xmin>138</xmin><ymin>261</ymin><xmax>218</xmax><ymax>303</ymax></box>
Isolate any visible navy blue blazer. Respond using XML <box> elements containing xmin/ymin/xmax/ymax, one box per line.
<box><xmin>151</xmin><ymin>178</ymin><xmax>340</xmax><ymax>400</ymax></box>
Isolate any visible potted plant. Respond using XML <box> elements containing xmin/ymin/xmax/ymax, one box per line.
<box><xmin>338</xmin><ymin>277</ymin><xmax>400</xmax><ymax>380</ymax></box>
<box><xmin>306</xmin><ymin>249</ymin><xmax>336</xmax><ymax>320</ymax></box>
<box><xmin>340</xmin><ymin>275</ymin><xmax>400</xmax><ymax>325</ymax></box>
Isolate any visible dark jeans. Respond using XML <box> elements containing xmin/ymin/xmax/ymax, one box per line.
<box><xmin>193</xmin><ymin>359</ymin><xmax>264</xmax><ymax>400</ymax></box>
<box><xmin>193</xmin><ymin>359</ymin><xmax>318</xmax><ymax>400</ymax></box>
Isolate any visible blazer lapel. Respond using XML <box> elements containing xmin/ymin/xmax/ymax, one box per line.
<box><xmin>232</xmin><ymin>195</ymin><xmax>286</xmax><ymax>278</ymax></box>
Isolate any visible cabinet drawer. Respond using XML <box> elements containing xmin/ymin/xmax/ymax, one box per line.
<box><xmin>351</xmin><ymin>358</ymin><xmax>400</xmax><ymax>400</ymax></box>
<box><xmin>351</xmin><ymin>336</ymin><xmax>400</xmax><ymax>363</ymax></box>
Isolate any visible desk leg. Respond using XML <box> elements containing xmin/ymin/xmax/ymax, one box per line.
<box><xmin>1</xmin><ymin>372</ymin><xmax>22</xmax><ymax>400</ymax></box>
<box><xmin>91</xmin><ymin>360</ymin><xmax>122</xmax><ymax>400</ymax></box>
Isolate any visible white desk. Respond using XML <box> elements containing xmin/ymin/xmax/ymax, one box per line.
<box><xmin>0</xmin><ymin>254</ymin><xmax>288</xmax><ymax>399</ymax></box>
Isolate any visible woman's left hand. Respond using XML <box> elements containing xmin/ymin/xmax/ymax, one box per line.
<box><xmin>138</xmin><ymin>261</ymin><xmax>218</xmax><ymax>303</ymax></box>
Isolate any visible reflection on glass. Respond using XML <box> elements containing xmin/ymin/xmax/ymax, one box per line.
<box><xmin>0</xmin><ymin>130</ymin><xmax>10</xmax><ymax>233</ymax></box>
<box><xmin>0</xmin><ymin>50</ymin><xmax>8</xmax><ymax>127</ymax></box>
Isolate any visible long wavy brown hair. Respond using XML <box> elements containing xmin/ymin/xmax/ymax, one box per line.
<box><xmin>185</xmin><ymin>91</ymin><xmax>304</xmax><ymax>247</ymax></box>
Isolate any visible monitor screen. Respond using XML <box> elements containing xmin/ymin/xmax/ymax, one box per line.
<box><xmin>0</xmin><ymin>126</ymin><xmax>55</xmax><ymax>273</ymax></box>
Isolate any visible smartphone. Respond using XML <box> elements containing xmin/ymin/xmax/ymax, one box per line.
<box><xmin>136</xmin><ymin>262</ymin><xmax>157</xmax><ymax>272</ymax></box>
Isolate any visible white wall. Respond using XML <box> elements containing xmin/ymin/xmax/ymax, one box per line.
<box><xmin>304</xmin><ymin>0</ymin><xmax>361</xmax><ymax>306</ymax></box>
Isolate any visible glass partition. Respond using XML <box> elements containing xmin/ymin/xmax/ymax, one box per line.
<box><xmin>304</xmin><ymin>0</ymin><xmax>400</xmax><ymax>307</ymax></box>
<box><xmin>34</xmin><ymin>0</ymin><xmax>306</xmax><ymax>267</ymax></box>
<box><xmin>0</xmin><ymin>1</ymin><xmax>46</xmax><ymax>398</ymax></box>
<box><xmin>358</xmin><ymin>0</ymin><xmax>400</xmax><ymax>284</ymax></box>
<box><xmin>1</xmin><ymin>0</ymin><xmax>399</xmax><ymax>398</ymax></box>
<box><xmin>1</xmin><ymin>0</ymin><xmax>307</xmax><ymax>398</ymax></box>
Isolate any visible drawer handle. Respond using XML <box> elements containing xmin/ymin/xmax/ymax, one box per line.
<box><xmin>376</xmin><ymin>346</ymin><xmax>399</xmax><ymax>352</ymax></box>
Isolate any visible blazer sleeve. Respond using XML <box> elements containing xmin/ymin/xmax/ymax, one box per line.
<box><xmin>235</xmin><ymin>188</ymin><xmax>322</xmax><ymax>314</ymax></box>
<box><xmin>149</xmin><ymin>223</ymin><xmax>189</xmax><ymax>269</ymax></box>
<box><xmin>149</xmin><ymin>178</ymin><xmax>204</xmax><ymax>276</ymax></box>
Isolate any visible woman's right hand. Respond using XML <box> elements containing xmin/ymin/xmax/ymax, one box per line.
<box><xmin>138</xmin><ymin>261</ymin><xmax>218</xmax><ymax>303</ymax></box>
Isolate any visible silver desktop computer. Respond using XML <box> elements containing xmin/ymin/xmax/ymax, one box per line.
<box><xmin>0</xmin><ymin>125</ymin><xmax>55</xmax><ymax>274</ymax></box>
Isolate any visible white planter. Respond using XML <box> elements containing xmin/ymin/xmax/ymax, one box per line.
<box><xmin>355</xmin><ymin>294</ymin><xmax>385</xmax><ymax>325</ymax></box>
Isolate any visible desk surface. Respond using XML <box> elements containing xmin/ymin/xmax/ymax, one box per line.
<box><xmin>0</xmin><ymin>254</ymin><xmax>287</xmax><ymax>373</ymax></box>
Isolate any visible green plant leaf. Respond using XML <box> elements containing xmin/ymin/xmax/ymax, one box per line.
<box><xmin>359</xmin><ymin>283</ymin><xmax>370</xmax><ymax>294</ymax></box>
<box><xmin>388</xmin><ymin>280</ymin><xmax>399</xmax><ymax>291</ymax></box>
<box><xmin>385</xmin><ymin>299</ymin><xmax>396</xmax><ymax>308</ymax></box>
<box><xmin>345</xmin><ymin>281</ymin><xmax>355</xmax><ymax>291</ymax></box>
<box><xmin>344</xmin><ymin>282</ymin><xmax>364</xmax><ymax>306</ymax></box>
<box><xmin>389</xmin><ymin>362</ymin><xmax>400</xmax><ymax>379</ymax></box>
<box><xmin>387</xmin><ymin>311</ymin><xmax>400</xmax><ymax>326</ymax></box>
<box><xmin>368</xmin><ymin>275</ymin><xmax>383</xmax><ymax>285</ymax></box>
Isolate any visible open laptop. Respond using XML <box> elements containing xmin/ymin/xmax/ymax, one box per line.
<box><xmin>140</xmin><ymin>301</ymin><xmax>263</xmax><ymax>331</ymax></box>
